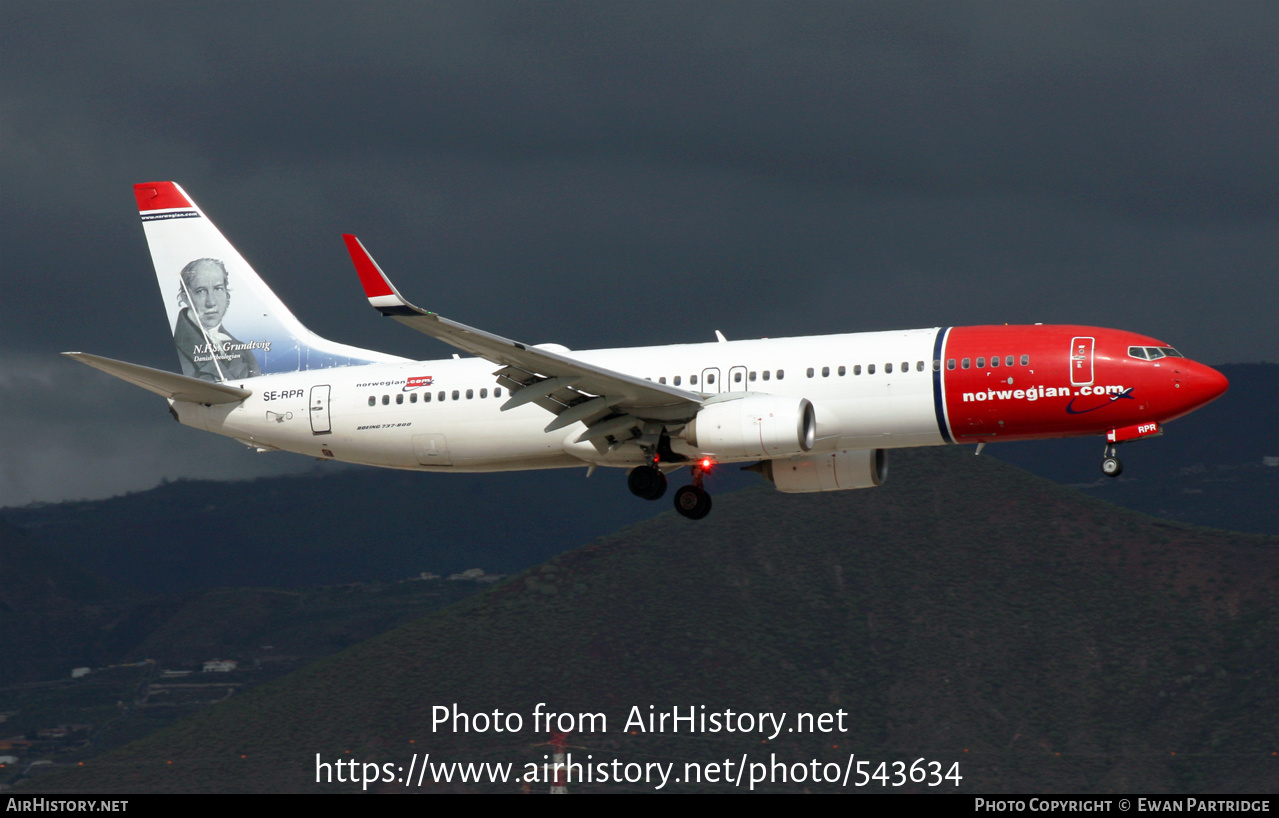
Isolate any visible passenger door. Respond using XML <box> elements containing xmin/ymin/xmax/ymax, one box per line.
<box><xmin>1070</xmin><ymin>337</ymin><xmax>1095</xmax><ymax>386</ymax></box>
<box><xmin>309</xmin><ymin>384</ymin><xmax>332</xmax><ymax>434</ymax></box>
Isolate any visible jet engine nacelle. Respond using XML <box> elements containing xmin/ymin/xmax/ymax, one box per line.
<box><xmin>684</xmin><ymin>395</ymin><xmax>816</xmax><ymax>459</ymax></box>
<box><xmin>757</xmin><ymin>448</ymin><xmax>888</xmax><ymax>493</ymax></box>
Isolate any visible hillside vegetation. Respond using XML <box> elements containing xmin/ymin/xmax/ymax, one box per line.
<box><xmin>29</xmin><ymin>447</ymin><xmax>1279</xmax><ymax>793</ymax></box>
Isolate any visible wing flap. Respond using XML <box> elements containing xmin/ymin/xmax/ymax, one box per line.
<box><xmin>544</xmin><ymin>396</ymin><xmax>616</xmax><ymax>432</ymax></box>
<box><xmin>64</xmin><ymin>352</ymin><xmax>251</xmax><ymax>405</ymax></box>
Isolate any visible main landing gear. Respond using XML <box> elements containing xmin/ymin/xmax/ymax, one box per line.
<box><xmin>627</xmin><ymin>464</ymin><xmax>667</xmax><ymax>500</ymax></box>
<box><xmin>674</xmin><ymin>484</ymin><xmax>712</xmax><ymax>520</ymax></box>
<box><xmin>1101</xmin><ymin>444</ymin><xmax>1123</xmax><ymax>478</ymax></box>
<box><xmin>626</xmin><ymin>461</ymin><xmax>714</xmax><ymax>520</ymax></box>
<box><xmin>673</xmin><ymin>463</ymin><xmax>713</xmax><ymax>520</ymax></box>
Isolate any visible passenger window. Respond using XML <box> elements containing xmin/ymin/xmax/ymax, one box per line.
<box><xmin>734</xmin><ymin>371</ymin><xmax>742</xmax><ymax>383</ymax></box>
<box><xmin>807</xmin><ymin>367</ymin><xmax>815</xmax><ymax>378</ymax></box>
<box><xmin>396</xmin><ymin>394</ymin><xmax>404</xmax><ymax>405</ymax></box>
<box><xmin>707</xmin><ymin>373</ymin><xmax>715</xmax><ymax>384</ymax></box>
<box><xmin>902</xmin><ymin>361</ymin><xmax>908</xmax><ymax>373</ymax></box>
<box><xmin>368</xmin><ymin>396</ymin><xmax>375</xmax><ymax>407</ymax></box>
<box><xmin>691</xmin><ymin>375</ymin><xmax>698</xmax><ymax>385</ymax></box>
<box><xmin>382</xmin><ymin>395</ymin><xmax>390</xmax><ymax>405</ymax></box>
<box><xmin>410</xmin><ymin>393</ymin><xmax>418</xmax><ymax>404</ymax></box>
<box><xmin>466</xmin><ymin>389</ymin><xmax>473</xmax><ymax>399</ymax></box>
<box><xmin>777</xmin><ymin>370</ymin><xmax>784</xmax><ymax>380</ymax></box>
<box><xmin>868</xmin><ymin>364</ymin><xmax>876</xmax><ymax>374</ymax></box>
<box><xmin>854</xmin><ymin>365</ymin><xmax>862</xmax><ymax>375</ymax></box>
<box><xmin>674</xmin><ymin>375</ymin><xmax>681</xmax><ymax>386</ymax></box>
<box><xmin>977</xmin><ymin>357</ymin><xmax>985</xmax><ymax>368</ymax></box>
<box><xmin>885</xmin><ymin>362</ymin><xmax>893</xmax><ymax>374</ymax></box>
<box><xmin>821</xmin><ymin>366</ymin><xmax>830</xmax><ymax>377</ymax></box>
<box><xmin>933</xmin><ymin>360</ymin><xmax>940</xmax><ymax>371</ymax></box>
<box><xmin>749</xmin><ymin>371</ymin><xmax>757</xmax><ymax>381</ymax></box>
<box><xmin>659</xmin><ymin>376</ymin><xmax>667</xmax><ymax>385</ymax></box>
<box><xmin>947</xmin><ymin>359</ymin><xmax>956</xmax><ymax>370</ymax></box>
<box><xmin>762</xmin><ymin>371</ymin><xmax>770</xmax><ymax>381</ymax></box>
<box><xmin>451</xmin><ymin>390</ymin><xmax>459</xmax><ymax>400</ymax></box>
<box><xmin>991</xmin><ymin>356</ymin><xmax>1000</xmax><ymax>368</ymax></box>
<box><xmin>495</xmin><ymin>388</ymin><xmax>502</xmax><ymax>398</ymax></box>
<box><xmin>917</xmin><ymin>361</ymin><xmax>925</xmax><ymax>372</ymax></box>
<box><xmin>425</xmin><ymin>392</ymin><xmax>432</xmax><ymax>403</ymax></box>
<box><xmin>838</xmin><ymin>365</ymin><xmax>846</xmax><ymax>376</ymax></box>
<box><xmin>962</xmin><ymin>358</ymin><xmax>971</xmax><ymax>369</ymax></box>
<box><xmin>1020</xmin><ymin>355</ymin><xmax>1029</xmax><ymax>366</ymax></box>
<box><xmin>480</xmin><ymin>388</ymin><xmax>488</xmax><ymax>398</ymax></box>
<box><xmin>1006</xmin><ymin>356</ymin><xmax>1013</xmax><ymax>367</ymax></box>
<box><xmin>438</xmin><ymin>391</ymin><xmax>445</xmax><ymax>401</ymax></box>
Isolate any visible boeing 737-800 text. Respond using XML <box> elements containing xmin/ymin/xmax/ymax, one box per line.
<box><xmin>66</xmin><ymin>182</ymin><xmax>1229</xmax><ymax>519</ymax></box>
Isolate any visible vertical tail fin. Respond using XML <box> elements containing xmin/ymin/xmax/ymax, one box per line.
<box><xmin>134</xmin><ymin>182</ymin><xmax>405</xmax><ymax>382</ymax></box>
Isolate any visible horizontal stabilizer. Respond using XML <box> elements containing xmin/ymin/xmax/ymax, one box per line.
<box><xmin>63</xmin><ymin>352</ymin><xmax>251</xmax><ymax>405</ymax></box>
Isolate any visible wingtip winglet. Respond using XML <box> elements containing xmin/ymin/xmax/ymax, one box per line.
<box><xmin>342</xmin><ymin>234</ymin><xmax>397</xmax><ymax>300</ymax></box>
<box><xmin>342</xmin><ymin>235</ymin><xmax>434</xmax><ymax>318</ymax></box>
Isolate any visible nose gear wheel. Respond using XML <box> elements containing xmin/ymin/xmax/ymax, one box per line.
<box><xmin>1101</xmin><ymin>444</ymin><xmax>1123</xmax><ymax>478</ymax></box>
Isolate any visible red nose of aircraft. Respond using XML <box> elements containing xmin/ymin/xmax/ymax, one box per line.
<box><xmin>1187</xmin><ymin>361</ymin><xmax>1229</xmax><ymax>409</ymax></box>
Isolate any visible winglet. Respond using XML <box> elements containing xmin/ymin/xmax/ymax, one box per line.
<box><xmin>342</xmin><ymin>234</ymin><xmax>423</xmax><ymax>317</ymax></box>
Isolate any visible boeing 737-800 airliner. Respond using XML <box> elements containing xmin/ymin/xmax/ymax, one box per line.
<box><xmin>66</xmin><ymin>182</ymin><xmax>1229</xmax><ymax>519</ymax></box>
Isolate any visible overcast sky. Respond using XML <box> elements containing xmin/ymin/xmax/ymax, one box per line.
<box><xmin>0</xmin><ymin>2</ymin><xmax>1274</xmax><ymax>506</ymax></box>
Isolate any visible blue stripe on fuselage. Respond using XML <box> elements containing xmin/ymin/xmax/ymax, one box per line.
<box><xmin>932</xmin><ymin>327</ymin><xmax>953</xmax><ymax>443</ymax></box>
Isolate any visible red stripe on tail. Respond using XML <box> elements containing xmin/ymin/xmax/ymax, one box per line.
<box><xmin>133</xmin><ymin>182</ymin><xmax>192</xmax><ymax>211</ymax></box>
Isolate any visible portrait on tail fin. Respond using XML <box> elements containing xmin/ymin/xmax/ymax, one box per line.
<box><xmin>173</xmin><ymin>257</ymin><xmax>263</xmax><ymax>381</ymax></box>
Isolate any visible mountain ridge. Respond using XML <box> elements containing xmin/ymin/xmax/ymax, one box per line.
<box><xmin>26</xmin><ymin>447</ymin><xmax>1279</xmax><ymax>793</ymax></box>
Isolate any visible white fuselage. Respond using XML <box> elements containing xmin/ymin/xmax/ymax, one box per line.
<box><xmin>174</xmin><ymin>328</ymin><xmax>947</xmax><ymax>471</ymax></box>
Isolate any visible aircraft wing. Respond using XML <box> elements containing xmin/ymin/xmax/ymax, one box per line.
<box><xmin>343</xmin><ymin>235</ymin><xmax>703</xmax><ymax>442</ymax></box>
<box><xmin>64</xmin><ymin>352</ymin><xmax>252</xmax><ymax>405</ymax></box>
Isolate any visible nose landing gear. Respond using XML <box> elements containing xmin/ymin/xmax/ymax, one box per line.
<box><xmin>1101</xmin><ymin>444</ymin><xmax>1123</xmax><ymax>478</ymax></box>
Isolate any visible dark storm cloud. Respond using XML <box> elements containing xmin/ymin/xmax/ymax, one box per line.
<box><xmin>6</xmin><ymin>3</ymin><xmax>1273</xmax><ymax>218</ymax></box>
<box><xmin>0</xmin><ymin>1</ymin><xmax>1274</xmax><ymax>504</ymax></box>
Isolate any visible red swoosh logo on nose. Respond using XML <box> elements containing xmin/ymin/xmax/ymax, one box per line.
<box><xmin>1066</xmin><ymin>388</ymin><xmax>1135</xmax><ymax>414</ymax></box>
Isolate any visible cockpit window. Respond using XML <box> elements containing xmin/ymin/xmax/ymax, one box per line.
<box><xmin>1135</xmin><ymin>342</ymin><xmax>1181</xmax><ymax>360</ymax></box>
<box><xmin>1129</xmin><ymin>346</ymin><xmax>1182</xmax><ymax>361</ymax></box>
